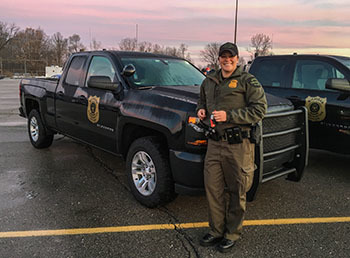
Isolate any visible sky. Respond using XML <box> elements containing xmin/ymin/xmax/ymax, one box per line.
<box><xmin>1</xmin><ymin>0</ymin><xmax>350</xmax><ymax>65</ymax></box>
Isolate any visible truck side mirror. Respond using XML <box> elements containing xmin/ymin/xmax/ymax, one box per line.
<box><xmin>326</xmin><ymin>78</ymin><xmax>350</xmax><ymax>93</ymax></box>
<box><xmin>121</xmin><ymin>64</ymin><xmax>136</xmax><ymax>77</ymax></box>
<box><xmin>87</xmin><ymin>75</ymin><xmax>122</xmax><ymax>93</ymax></box>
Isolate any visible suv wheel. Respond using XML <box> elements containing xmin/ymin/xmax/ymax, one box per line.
<box><xmin>28</xmin><ymin>110</ymin><xmax>54</xmax><ymax>149</ymax></box>
<box><xmin>126</xmin><ymin>137</ymin><xmax>176</xmax><ymax>208</ymax></box>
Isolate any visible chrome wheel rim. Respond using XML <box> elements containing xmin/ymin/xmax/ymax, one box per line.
<box><xmin>30</xmin><ymin>116</ymin><xmax>39</xmax><ymax>142</ymax></box>
<box><xmin>131</xmin><ymin>151</ymin><xmax>156</xmax><ymax>196</ymax></box>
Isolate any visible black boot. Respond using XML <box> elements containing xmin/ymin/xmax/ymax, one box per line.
<box><xmin>200</xmin><ymin>234</ymin><xmax>223</xmax><ymax>247</ymax></box>
<box><xmin>216</xmin><ymin>238</ymin><xmax>235</xmax><ymax>253</ymax></box>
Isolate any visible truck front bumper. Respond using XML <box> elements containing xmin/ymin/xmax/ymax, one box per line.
<box><xmin>169</xmin><ymin>150</ymin><xmax>205</xmax><ymax>195</ymax></box>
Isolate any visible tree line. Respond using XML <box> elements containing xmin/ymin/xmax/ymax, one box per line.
<box><xmin>0</xmin><ymin>20</ymin><xmax>272</xmax><ymax>76</ymax></box>
<box><xmin>0</xmin><ymin>21</ymin><xmax>96</xmax><ymax>75</ymax></box>
<box><xmin>0</xmin><ymin>21</ymin><xmax>193</xmax><ymax>76</ymax></box>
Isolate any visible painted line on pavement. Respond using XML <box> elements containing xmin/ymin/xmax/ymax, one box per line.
<box><xmin>0</xmin><ymin>217</ymin><xmax>349</xmax><ymax>238</ymax></box>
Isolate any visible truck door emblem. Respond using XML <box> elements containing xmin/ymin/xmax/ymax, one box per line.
<box><xmin>305</xmin><ymin>96</ymin><xmax>327</xmax><ymax>122</ymax></box>
<box><xmin>87</xmin><ymin>96</ymin><xmax>100</xmax><ymax>123</ymax></box>
<box><xmin>229</xmin><ymin>80</ymin><xmax>238</xmax><ymax>88</ymax></box>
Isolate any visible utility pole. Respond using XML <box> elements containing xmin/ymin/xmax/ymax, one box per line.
<box><xmin>136</xmin><ymin>24</ymin><xmax>138</xmax><ymax>44</ymax></box>
<box><xmin>89</xmin><ymin>27</ymin><xmax>92</xmax><ymax>50</ymax></box>
<box><xmin>234</xmin><ymin>0</ymin><xmax>238</xmax><ymax>44</ymax></box>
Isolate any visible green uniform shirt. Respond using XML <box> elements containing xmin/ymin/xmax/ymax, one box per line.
<box><xmin>196</xmin><ymin>66</ymin><xmax>267</xmax><ymax>135</ymax></box>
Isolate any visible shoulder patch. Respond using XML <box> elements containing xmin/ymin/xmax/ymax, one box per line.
<box><xmin>247</xmin><ymin>77</ymin><xmax>261</xmax><ymax>88</ymax></box>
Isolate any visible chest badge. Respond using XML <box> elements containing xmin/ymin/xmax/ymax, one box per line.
<box><xmin>229</xmin><ymin>79</ymin><xmax>238</xmax><ymax>88</ymax></box>
<box><xmin>87</xmin><ymin>96</ymin><xmax>100</xmax><ymax>123</ymax></box>
<box><xmin>305</xmin><ymin>96</ymin><xmax>327</xmax><ymax>122</ymax></box>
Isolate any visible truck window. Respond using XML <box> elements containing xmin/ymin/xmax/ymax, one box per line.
<box><xmin>65</xmin><ymin>56</ymin><xmax>87</xmax><ymax>86</ymax></box>
<box><xmin>292</xmin><ymin>60</ymin><xmax>345</xmax><ymax>90</ymax></box>
<box><xmin>333</xmin><ymin>56</ymin><xmax>350</xmax><ymax>69</ymax></box>
<box><xmin>86</xmin><ymin>56</ymin><xmax>117</xmax><ymax>85</ymax></box>
<box><xmin>252</xmin><ymin>59</ymin><xmax>288</xmax><ymax>87</ymax></box>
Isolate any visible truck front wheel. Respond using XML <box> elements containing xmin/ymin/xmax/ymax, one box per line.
<box><xmin>126</xmin><ymin>137</ymin><xmax>176</xmax><ymax>208</ymax></box>
<box><xmin>28</xmin><ymin>110</ymin><xmax>54</xmax><ymax>149</ymax></box>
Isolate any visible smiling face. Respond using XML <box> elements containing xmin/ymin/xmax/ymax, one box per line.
<box><xmin>219</xmin><ymin>51</ymin><xmax>239</xmax><ymax>78</ymax></box>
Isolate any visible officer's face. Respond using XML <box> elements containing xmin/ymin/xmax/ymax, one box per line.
<box><xmin>219</xmin><ymin>52</ymin><xmax>239</xmax><ymax>74</ymax></box>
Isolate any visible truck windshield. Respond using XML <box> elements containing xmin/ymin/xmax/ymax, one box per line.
<box><xmin>121</xmin><ymin>57</ymin><xmax>205</xmax><ymax>87</ymax></box>
<box><xmin>334</xmin><ymin>56</ymin><xmax>350</xmax><ymax>69</ymax></box>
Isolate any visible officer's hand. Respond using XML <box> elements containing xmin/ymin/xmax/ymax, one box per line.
<box><xmin>212</xmin><ymin>110</ymin><xmax>227</xmax><ymax>122</ymax></box>
<box><xmin>197</xmin><ymin>109</ymin><xmax>206</xmax><ymax>120</ymax></box>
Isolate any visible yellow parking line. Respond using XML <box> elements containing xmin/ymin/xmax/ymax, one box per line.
<box><xmin>0</xmin><ymin>217</ymin><xmax>349</xmax><ymax>238</ymax></box>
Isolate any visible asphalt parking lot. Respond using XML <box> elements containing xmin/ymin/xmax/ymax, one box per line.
<box><xmin>0</xmin><ymin>78</ymin><xmax>349</xmax><ymax>258</ymax></box>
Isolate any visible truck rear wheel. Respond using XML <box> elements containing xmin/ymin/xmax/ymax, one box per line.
<box><xmin>126</xmin><ymin>137</ymin><xmax>176</xmax><ymax>208</ymax></box>
<box><xmin>28</xmin><ymin>110</ymin><xmax>54</xmax><ymax>149</ymax></box>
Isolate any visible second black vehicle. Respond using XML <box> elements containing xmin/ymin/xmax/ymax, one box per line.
<box><xmin>249</xmin><ymin>54</ymin><xmax>350</xmax><ymax>154</ymax></box>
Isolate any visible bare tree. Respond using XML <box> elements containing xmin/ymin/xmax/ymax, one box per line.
<box><xmin>12</xmin><ymin>27</ymin><xmax>51</xmax><ymax>74</ymax></box>
<box><xmin>68</xmin><ymin>34</ymin><xmax>85</xmax><ymax>53</ymax></box>
<box><xmin>249</xmin><ymin>33</ymin><xmax>272</xmax><ymax>58</ymax></box>
<box><xmin>200</xmin><ymin>42</ymin><xmax>220</xmax><ymax>70</ymax></box>
<box><xmin>119</xmin><ymin>37</ymin><xmax>137</xmax><ymax>51</ymax></box>
<box><xmin>177</xmin><ymin>44</ymin><xmax>192</xmax><ymax>61</ymax></box>
<box><xmin>51</xmin><ymin>32</ymin><xmax>68</xmax><ymax>66</ymax></box>
<box><xmin>0</xmin><ymin>22</ymin><xmax>19</xmax><ymax>52</ymax></box>
<box><xmin>138</xmin><ymin>41</ymin><xmax>152</xmax><ymax>52</ymax></box>
<box><xmin>177</xmin><ymin>43</ymin><xmax>188</xmax><ymax>59</ymax></box>
<box><xmin>91</xmin><ymin>38</ymin><xmax>102</xmax><ymax>50</ymax></box>
<box><xmin>152</xmin><ymin>44</ymin><xmax>163</xmax><ymax>54</ymax></box>
<box><xmin>165</xmin><ymin>46</ymin><xmax>178</xmax><ymax>57</ymax></box>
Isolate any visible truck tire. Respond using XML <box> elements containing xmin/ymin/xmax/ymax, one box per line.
<box><xmin>126</xmin><ymin>136</ymin><xmax>176</xmax><ymax>208</ymax></box>
<box><xmin>28</xmin><ymin>109</ymin><xmax>54</xmax><ymax>149</ymax></box>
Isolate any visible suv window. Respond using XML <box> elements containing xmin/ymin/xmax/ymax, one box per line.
<box><xmin>86</xmin><ymin>56</ymin><xmax>117</xmax><ymax>85</ymax></box>
<box><xmin>65</xmin><ymin>56</ymin><xmax>87</xmax><ymax>86</ymax></box>
<box><xmin>252</xmin><ymin>59</ymin><xmax>288</xmax><ymax>87</ymax></box>
<box><xmin>292</xmin><ymin>60</ymin><xmax>345</xmax><ymax>90</ymax></box>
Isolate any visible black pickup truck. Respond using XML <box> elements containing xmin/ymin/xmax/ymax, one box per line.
<box><xmin>19</xmin><ymin>50</ymin><xmax>308</xmax><ymax>207</ymax></box>
<box><xmin>249</xmin><ymin>54</ymin><xmax>350</xmax><ymax>154</ymax></box>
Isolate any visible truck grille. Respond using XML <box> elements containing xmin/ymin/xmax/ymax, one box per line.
<box><xmin>262</xmin><ymin>112</ymin><xmax>300</xmax><ymax>134</ymax></box>
<box><xmin>263</xmin><ymin>131</ymin><xmax>297</xmax><ymax>153</ymax></box>
<box><xmin>261</xmin><ymin>109</ymin><xmax>307</xmax><ymax>180</ymax></box>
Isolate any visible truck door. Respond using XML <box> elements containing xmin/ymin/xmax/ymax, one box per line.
<box><xmin>55</xmin><ymin>55</ymin><xmax>88</xmax><ymax>139</ymax></box>
<box><xmin>78</xmin><ymin>55</ymin><xmax>121</xmax><ymax>152</ymax></box>
<box><xmin>283</xmin><ymin>58</ymin><xmax>350</xmax><ymax>151</ymax></box>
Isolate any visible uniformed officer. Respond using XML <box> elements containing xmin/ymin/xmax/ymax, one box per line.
<box><xmin>197</xmin><ymin>42</ymin><xmax>267</xmax><ymax>253</ymax></box>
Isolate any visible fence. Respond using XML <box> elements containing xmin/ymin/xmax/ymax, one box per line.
<box><xmin>0</xmin><ymin>58</ymin><xmax>48</xmax><ymax>77</ymax></box>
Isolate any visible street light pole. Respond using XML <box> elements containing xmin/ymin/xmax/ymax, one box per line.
<box><xmin>234</xmin><ymin>0</ymin><xmax>238</xmax><ymax>44</ymax></box>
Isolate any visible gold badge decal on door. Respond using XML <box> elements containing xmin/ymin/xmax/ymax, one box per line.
<box><xmin>305</xmin><ymin>96</ymin><xmax>327</xmax><ymax>122</ymax></box>
<box><xmin>87</xmin><ymin>96</ymin><xmax>100</xmax><ymax>123</ymax></box>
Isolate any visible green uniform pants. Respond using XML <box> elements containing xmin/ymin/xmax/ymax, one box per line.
<box><xmin>204</xmin><ymin>138</ymin><xmax>255</xmax><ymax>241</ymax></box>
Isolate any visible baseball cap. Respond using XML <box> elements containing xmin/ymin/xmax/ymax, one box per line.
<box><xmin>219</xmin><ymin>42</ymin><xmax>239</xmax><ymax>57</ymax></box>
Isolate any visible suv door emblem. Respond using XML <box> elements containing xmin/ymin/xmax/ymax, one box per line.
<box><xmin>305</xmin><ymin>96</ymin><xmax>327</xmax><ymax>122</ymax></box>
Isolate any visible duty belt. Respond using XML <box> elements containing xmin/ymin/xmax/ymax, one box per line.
<box><xmin>219</xmin><ymin>130</ymin><xmax>251</xmax><ymax>142</ymax></box>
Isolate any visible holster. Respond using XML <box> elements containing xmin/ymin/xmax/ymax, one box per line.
<box><xmin>224</xmin><ymin>127</ymin><xmax>243</xmax><ymax>144</ymax></box>
<box><xmin>206</xmin><ymin>127</ymin><xmax>219</xmax><ymax>141</ymax></box>
<box><xmin>249</xmin><ymin>125</ymin><xmax>260</xmax><ymax>144</ymax></box>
